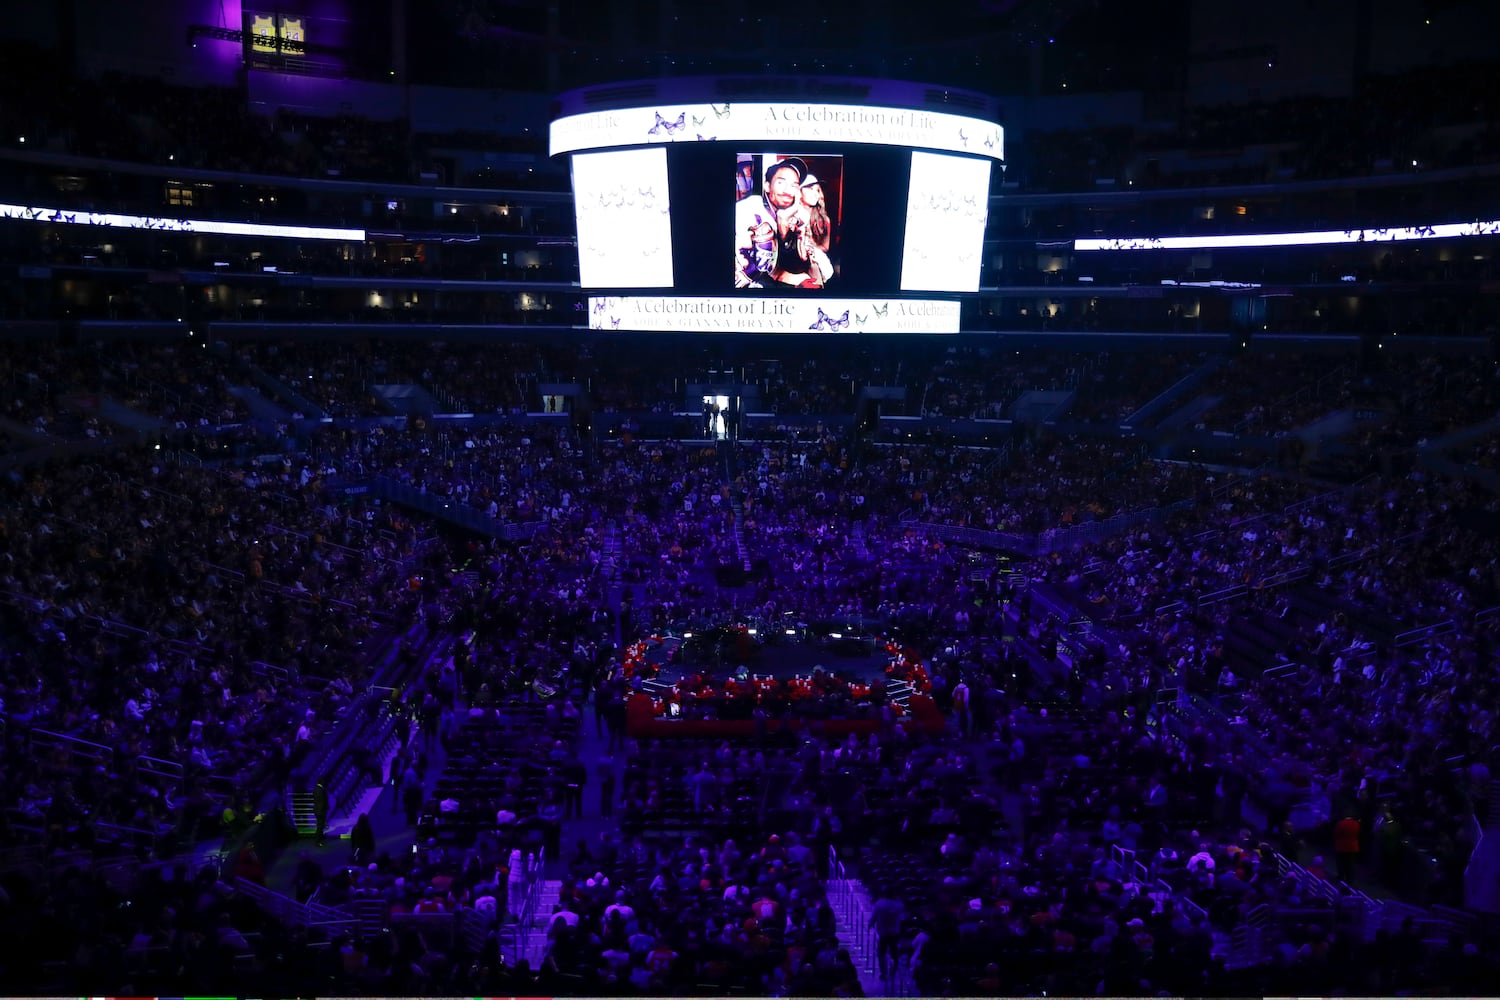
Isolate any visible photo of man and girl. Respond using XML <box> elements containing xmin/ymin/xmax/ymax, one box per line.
<box><xmin>734</xmin><ymin>153</ymin><xmax>842</xmax><ymax>290</ymax></box>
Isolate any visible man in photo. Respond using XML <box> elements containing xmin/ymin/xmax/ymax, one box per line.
<box><xmin>735</xmin><ymin>156</ymin><xmax>834</xmax><ymax>289</ymax></box>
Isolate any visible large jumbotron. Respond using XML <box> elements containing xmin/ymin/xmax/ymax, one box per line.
<box><xmin>550</xmin><ymin>76</ymin><xmax>1003</xmax><ymax>333</ymax></box>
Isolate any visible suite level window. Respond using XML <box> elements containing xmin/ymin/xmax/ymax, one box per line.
<box><xmin>166</xmin><ymin>184</ymin><xmax>195</xmax><ymax>208</ymax></box>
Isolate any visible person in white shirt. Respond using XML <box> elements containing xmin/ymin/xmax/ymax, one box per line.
<box><xmin>604</xmin><ymin>890</ymin><xmax>635</xmax><ymax>925</ymax></box>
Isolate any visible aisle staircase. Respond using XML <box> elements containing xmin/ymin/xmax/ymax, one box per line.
<box><xmin>718</xmin><ymin>440</ymin><xmax>755</xmax><ymax>574</ymax></box>
<box><xmin>850</xmin><ymin>520</ymin><xmax>871</xmax><ymax>560</ymax></box>
<box><xmin>827</xmin><ymin>873</ymin><xmax>910</xmax><ymax>996</ymax></box>
<box><xmin>519</xmin><ymin>878</ymin><xmax>563</xmax><ymax>968</ymax></box>
<box><xmin>728</xmin><ymin>494</ymin><xmax>754</xmax><ymax>573</ymax></box>
<box><xmin>602</xmin><ymin>518</ymin><xmax>623</xmax><ymax>582</ymax></box>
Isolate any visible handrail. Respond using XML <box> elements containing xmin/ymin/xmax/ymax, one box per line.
<box><xmin>31</xmin><ymin>728</ymin><xmax>113</xmax><ymax>760</ymax></box>
<box><xmin>1463</xmin><ymin>811</ymin><xmax>1489</xmax><ymax>912</ymax></box>
<box><xmin>252</xmin><ymin>660</ymin><xmax>293</xmax><ymax>684</ymax></box>
<box><xmin>1258</xmin><ymin>567</ymin><xmax>1310</xmax><ymax>589</ymax></box>
<box><xmin>233</xmin><ymin>876</ymin><xmax>360</xmax><ymax>936</ymax></box>
<box><xmin>86</xmin><ymin>613</ymin><xmax>150</xmax><ymax>638</ymax></box>
<box><xmin>267</xmin><ymin>520</ymin><xmax>369</xmax><ymax>560</ymax></box>
<box><xmin>136</xmin><ymin>754</ymin><xmax>185</xmax><ymax>782</ymax></box>
<box><xmin>1262</xmin><ymin>662</ymin><xmax>1301</xmax><ymax>681</ymax></box>
<box><xmin>95</xmin><ymin>822</ymin><xmax>160</xmax><ymax>851</ymax></box>
<box><xmin>512</xmin><ymin>845</ymin><xmax>547</xmax><ymax>963</ymax></box>
<box><xmin>1199</xmin><ymin>583</ymin><xmax>1248</xmax><ymax>607</ymax></box>
<box><xmin>1396</xmin><ymin>619</ymin><xmax>1456</xmax><ymax>648</ymax></box>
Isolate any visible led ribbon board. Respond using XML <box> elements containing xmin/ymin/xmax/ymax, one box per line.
<box><xmin>0</xmin><ymin>203</ymin><xmax>365</xmax><ymax>241</ymax></box>
<box><xmin>551</xmin><ymin>102</ymin><xmax>1004</xmax><ymax>160</ymax></box>
<box><xmin>1074</xmin><ymin>220</ymin><xmax>1500</xmax><ymax>251</ymax></box>
<box><xmin>586</xmin><ymin>296</ymin><xmax>960</xmax><ymax>334</ymax></box>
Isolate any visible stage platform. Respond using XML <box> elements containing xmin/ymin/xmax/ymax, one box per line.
<box><xmin>639</xmin><ymin>624</ymin><xmax>893</xmax><ymax>688</ymax></box>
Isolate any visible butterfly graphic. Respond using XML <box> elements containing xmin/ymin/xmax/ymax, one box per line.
<box><xmin>610</xmin><ymin>317</ymin><xmax>622</xmax><ymax>330</ymax></box>
<box><xmin>697</xmin><ymin>134</ymin><xmax>716</xmax><ymax>141</ymax></box>
<box><xmin>692</xmin><ymin>115</ymin><xmax>705</xmax><ymax>126</ymax></box>
<box><xmin>871</xmin><ymin>303</ymin><xmax>889</xmax><ymax>318</ymax></box>
<box><xmin>711</xmin><ymin>103</ymin><xmax>731</xmax><ymax>119</ymax></box>
<box><xmin>855</xmin><ymin>313</ymin><xmax>868</xmax><ymax>326</ymax></box>
<box><xmin>592</xmin><ymin>299</ymin><xmax>607</xmax><ymax>315</ymax></box>
<box><xmin>639</xmin><ymin>187</ymin><xmax>654</xmax><ymax>198</ymax></box>
<box><xmin>983</xmin><ymin>133</ymin><xmax>996</xmax><ymax>149</ymax></box>
<box><xmin>808</xmin><ymin>308</ymin><xmax>851</xmax><ymax>332</ymax></box>
<box><xmin>958</xmin><ymin>128</ymin><xmax>969</xmax><ymax>147</ymax></box>
<box><xmin>648</xmin><ymin>111</ymin><xmax>686</xmax><ymax>135</ymax></box>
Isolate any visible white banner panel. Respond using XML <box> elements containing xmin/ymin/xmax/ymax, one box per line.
<box><xmin>0</xmin><ymin>202</ymin><xmax>365</xmax><ymax>241</ymax></box>
<box><xmin>900</xmin><ymin>151</ymin><xmax>991</xmax><ymax>293</ymax></box>
<box><xmin>1075</xmin><ymin>220</ymin><xmax>1500</xmax><ymax>251</ymax></box>
<box><xmin>571</xmin><ymin>148</ymin><xmax>675</xmax><ymax>288</ymax></box>
<box><xmin>587</xmin><ymin>296</ymin><xmax>960</xmax><ymax>334</ymax></box>
<box><xmin>552</xmin><ymin>103</ymin><xmax>1004</xmax><ymax>160</ymax></box>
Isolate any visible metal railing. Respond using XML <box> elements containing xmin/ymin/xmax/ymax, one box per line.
<box><xmin>31</xmin><ymin>728</ymin><xmax>113</xmax><ymax>763</ymax></box>
<box><xmin>1396</xmin><ymin>619</ymin><xmax>1457</xmax><ymax>648</ymax></box>
<box><xmin>509</xmin><ymin>845</ymin><xmax>547</xmax><ymax>964</ymax></box>
<box><xmin>1463</xmin><ymin>811</ymin><xmax>1495</xmax><ymax>913</ymax></box>
<box><xmin>234</xmin><ymin>876</ymin><xmax>360</xmax><ymax>937</ymax></box>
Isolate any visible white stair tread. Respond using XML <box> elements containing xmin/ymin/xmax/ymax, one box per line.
<box><xmin>327</xmin><ymin>784</ymin><xmax>386</xmax><ymax>836</ymax></box>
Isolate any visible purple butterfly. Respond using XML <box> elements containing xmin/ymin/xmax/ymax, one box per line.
<box><xmin>648</xmin><ymin>111</ymin><xmax>686</xmax><ymax>136</ymax></box>
<box><xmin>808</xmin><ymin>308</ymin><xmax>850</xmax><ymax>332</ymax></box>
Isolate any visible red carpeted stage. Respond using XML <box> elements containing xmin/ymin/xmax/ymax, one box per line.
<box><xmin>621</xmin><ymin>622</ymin><xmax>947</xmax><ymax>739</ymax></box>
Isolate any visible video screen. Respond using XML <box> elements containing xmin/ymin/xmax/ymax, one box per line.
<box><xmin>553</xmin><ymin>99</ymin><xmax>1003</xmax><ymax>326</ymax></box>
<box><xmin>570</xmin><ymin>147</ymin><xmax>674</xmax><ymax>288</ymax></box>
<box><xmin>733</xmin><ymin>153</ymin><xmax>844</xmax><ymax>291</ymax></box>
<box><xmin>900</xmin><ymin>151</ymin><xmax>991</xmax><ymax>293</ymax></box>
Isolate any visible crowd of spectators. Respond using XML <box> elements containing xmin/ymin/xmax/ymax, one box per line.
<box><xmin>857</xmin><ymin>432</ymin><xmax>1208</xmax><ymax>535</ymax></box>
<box><xmin>1031</xmin><ymin>462</ymin><xmax>1500</xmax><ymax>902</ymax></box>
<box><xmin>1</xmin><ymin>331</ymin><xmax>1498</xmax><ymax>995</ymax></box>
<box><xmin>1190</xmin><ymin>352</ymin><xmax>1352</xmax><ymax>434</ymax></box>
<box><xmin>0</xmin><ymin>447</ymin><xmax>446</xmax><ymax>857</ymax></box>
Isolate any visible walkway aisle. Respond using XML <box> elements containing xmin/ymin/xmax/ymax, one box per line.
<box><xmin>512</xmin><ymin>694</ymin><xmax>621</xmax><ymax>969</ymax></box>
<box><xmin>264</xmin><ymin>726</ymin><xmax>452</xmax><ymax>893</ymax></box>
<box><xmin>553</xmin><ymin>694</ymin><xmax>622</xmax><ymax>868</ymax></box>
<box><xmin>264</xmin><ymin>633</ymin><xmax>459</xmax><ymax>893</ymax></box>
<box><xmin>829</xmin><ymin>875</ymin><xmax>909</xmax><ymax>997</ymax></box>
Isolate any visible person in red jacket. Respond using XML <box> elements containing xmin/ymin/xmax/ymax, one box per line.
<box><xmin>1333</xmin><ymin>815</ymin><xmax>1361</xmax><ymax>883</ymax></box>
